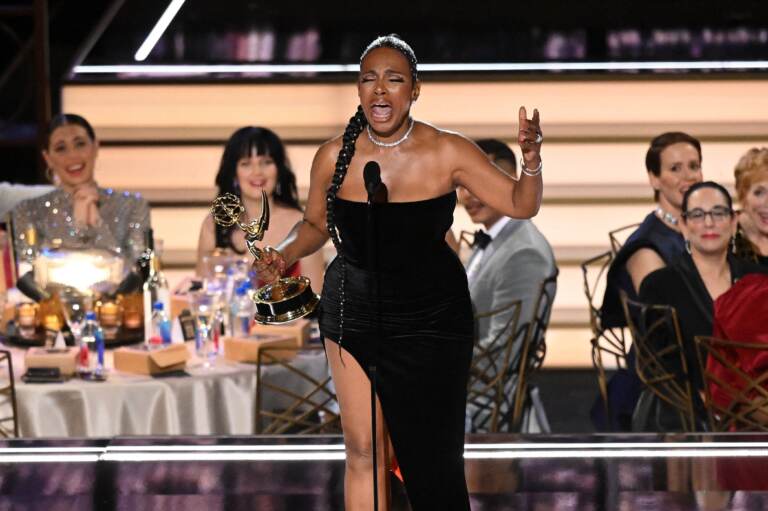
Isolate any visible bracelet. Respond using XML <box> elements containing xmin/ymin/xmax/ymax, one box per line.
<box><xmin>520</xmin><ymin>158</ymin><xmax>543</xmax><ymax>177</ymax></box>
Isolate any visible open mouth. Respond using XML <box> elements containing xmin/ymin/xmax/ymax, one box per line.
<box><xmin>66</xmin><ymin>163</ymin><xmax>85</xmax><ymax>174</ymax></box>
<box><xmin>370</xmin><ymin>102</ymin><xmax>393</xmax><ymax>122</ymax></box>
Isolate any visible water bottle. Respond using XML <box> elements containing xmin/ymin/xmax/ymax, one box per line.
<box><xmin>79</xmin><ymin>311</ymin><xmax>105</xmax><ymax>377</ymax></box>
<box><xmin>141</xmin><ymin>229</ymin><xmax>171</xmax><ymax>343</ymax></box>
<box><xmin>224</xmin><ymin>267</ymin><xmax>236</xmax><ymax>303</ymax></box>
<box><xmin>149</xmin><ymin>302</ymin><xmax>172</xmax><ymax>348</ymax></box>
<box><xmin>230</xmin><ymin>284</ymin><xmax>254</xmax><ymax>338</ymax></box>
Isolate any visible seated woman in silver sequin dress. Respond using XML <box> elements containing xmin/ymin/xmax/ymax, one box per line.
<box><xmin>11</xmin><ymin>114</ymin><xmax>150</xmax><ymax>268</ymax></box>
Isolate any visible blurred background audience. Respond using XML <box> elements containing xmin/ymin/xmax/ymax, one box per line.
<box><xmin>460</xmin><ymin>139</ymin><xmax>557</xmax><ymax>433</ymax></box>
<box><xmin>10</xmin><ymin>114</ymin><xmax>150</xmax><ymax>268</ymax></box>
<box><xmin>733</xmin><ymin>148</ymin><xmax>768</xmax><ymax>266</ymax></box>
<box><xmin>195</xmin><ymin>126</ymin><xmax>324</xmax><ymax>288</ymax></box>
<box><xmin>637</xmin><ymin>181</ymin><xmax>766</xmax><ymax>430</ymax></box>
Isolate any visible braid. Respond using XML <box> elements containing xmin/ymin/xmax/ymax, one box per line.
<box><xmin>326</xmin><ymin>105</ymin><xmax>367</xmax><ymax>349</ymax></box>
<box><xmin>326</xmin><ymin>105</ymin><xmax>367</xmax><ymax>254</ymax></box>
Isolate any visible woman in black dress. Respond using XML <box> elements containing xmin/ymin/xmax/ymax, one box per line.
<box><xmin>256</xmin><ymin>35</ymin><xmax>543</xmax><ymax>510</ymax></box>
<box><xmin>638</xmin><ymin>181</ymin><xmax>765</xmax><ymax>430</ymax></box>
<box><xmin>594</xmin><ymin>132</ymin><xmax>703</xmax><ymax>431</ymax></box>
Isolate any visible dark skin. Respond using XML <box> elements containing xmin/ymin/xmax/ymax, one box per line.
<box><xmin>258</xmin><ymin>46</ymin><xmax>543</xmax><ymax>278</ymax></box>
<box><xmin>253</xmin><ymin>45</ymin><xmax>544</xmax><ymax>511</ymax></box>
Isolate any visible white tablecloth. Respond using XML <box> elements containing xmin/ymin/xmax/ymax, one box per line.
<box><xmin>1</xmin><ymin>343</ymin><xmax>329</xmax><ymax>438</ymax></box>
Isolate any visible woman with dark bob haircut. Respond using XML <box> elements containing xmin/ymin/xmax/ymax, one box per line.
<box><xmin>637</xmin><ymin>181</ymin><xmax>766</xmax><ymax>431</ymax></box>
<box><xmin>196</xmin><ymin>126</ymin><xmax>325</xmax><ymax>288</ymax></box>
<box><xmin>254</xmin><ymin>35</ymin><xmax>544</xmax><ymax>510</ymax></box>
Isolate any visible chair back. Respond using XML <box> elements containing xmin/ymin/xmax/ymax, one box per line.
<box><xmin>695</xmin><ymin>335</ymin><xmax>768</xmax><ymax>432</ymax></box>
<box><xmin>621</xmin><ymin>292</ymin><xmax>697</xmax><ymax>431</ymax></box>
<box><xmin>0</xmin><ymin>350</ymin><xmax>18</xmax><ymax>437</ymax></box>
<box><xmin>255</xmin><ymin>345</ymin><xmax>341</xmax><ymax>435</ymax></box>
<box><xmin>609</xmin><ymin>223</ymin><xmax>641</xmax><ymax>254</ymax></box>
<box><xmin>466</xmin><ymin>299</ymin><xmax>522</xmax><ymax>433</ymax></box>
<box><xmin>581</xmin><ymin>251</ymin><xmax>630</xmax><ymax>427</ymax></box>
<box><xmin>510</xmin><ymin>271</ymin><xmax>558</xmax><ymax>429</ymax></box>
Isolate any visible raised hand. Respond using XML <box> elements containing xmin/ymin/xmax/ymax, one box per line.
<box><xmin>252</xmin><ymin>246</ymin><xmax>287</xmax><ymax>284</ymax></box>
<box><xmin>72</xmin><ymin>184</ymin><xmax>102</xmax><ymax>227</ymax></box>
<box><xmin>517</xmin><ymin>106</ymin><xmax>543</xmax><ymax>171</ymax></box>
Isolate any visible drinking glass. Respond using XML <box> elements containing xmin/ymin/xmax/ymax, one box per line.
<box><xmin>189</xmin><ymin>289</ymin><xmax>221</xmax><ymax>369</ymax></box>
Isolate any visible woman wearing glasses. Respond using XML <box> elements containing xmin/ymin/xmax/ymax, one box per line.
<box><xmin>637</xmin><ymin>181</ymin><xmax>766</xmax><ymax>429</ymax></box>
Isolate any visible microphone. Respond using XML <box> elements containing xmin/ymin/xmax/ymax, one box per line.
<box><xmin>364</xmin><ymin>161</ymin><xmax>381</xmax><ymax>199</ymax></box>
<box><xmin>363</xmin><ymin>161</ymin><xmax>388</xmax><ymax>204</ymax></box>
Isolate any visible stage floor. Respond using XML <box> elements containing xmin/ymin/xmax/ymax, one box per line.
<box><xmin>2</xmin><ymin>433</ymin><xmax>768</xmax><ymax>510</ymax></box>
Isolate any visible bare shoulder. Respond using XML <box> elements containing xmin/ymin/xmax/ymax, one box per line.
<box><xmin>307</xmin><ymin>136</ymin><xmax>340</xmax><ymax>181</ymax></box>
<box><xmin>627</xmin><ymin>247</ymin><xmax>665</xmax><ymax>266</ymax></box>
<box><xmin>429</xmin><ymin>125</ymin><xmax>478</xmax><ymax>156</ymax></box>
<box><xmin>316</xmin><ymin>136</ymin><xmax>342</xmax><ymax>163</ymax></box>
<box><xmin>200</xmin><ymin>212</ymin><xmax>215</xmax><ymax>230</ymax></box>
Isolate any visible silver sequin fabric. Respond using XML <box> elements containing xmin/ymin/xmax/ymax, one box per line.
<box><xmin>11</xmin><ymin>187</ymin><xmax>151</xmax><ymax>265</ymax></box>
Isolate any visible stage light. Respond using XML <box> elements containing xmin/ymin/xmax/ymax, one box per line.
<box><xmin>4</xmin><ymin>440</ymin><xmax>768</xmax><ymax>464</ymax></box>
<box><xmin>75</xmin><ymin>60</ymin><xmax>768</xmax><ymax>76</ymax></box>
<box><xmin>134</xmin><ymin>0</ymin><xmax>186</xmax><ymax>62</ymax></box>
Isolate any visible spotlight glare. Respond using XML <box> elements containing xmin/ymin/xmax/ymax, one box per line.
<box><xmin>134</xmin><ymin>0</ymin><xmax>186</xmax><ymax>62</ymax></box>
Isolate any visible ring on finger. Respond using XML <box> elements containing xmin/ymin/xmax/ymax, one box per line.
<box><xmin>534</xmin><ymin>132</ymin><xmax>543</xmax><ymax>144</ymax></box>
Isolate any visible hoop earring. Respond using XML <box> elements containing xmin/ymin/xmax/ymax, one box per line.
<box><xmin>45</xmin><ymin>167</ymin><xmax>54</xmax><ymax>183</ymax></box>
<box><xmin>684</xmin><ymin>239</ymin><xmax>691</xmax><ymax>254</ymax></box>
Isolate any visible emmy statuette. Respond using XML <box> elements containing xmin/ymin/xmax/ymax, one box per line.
<box><xmin>210</xmin><ymin>192</ymin><xmax>320</xmax><ymax>324</ymax></box>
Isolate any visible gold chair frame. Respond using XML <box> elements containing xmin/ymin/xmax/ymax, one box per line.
<box><xmin>511</xmin><ymin>272</ymin><xmax>558</xmax><ymax>429</ymax></box>
<box><xmin>621</xmin><ymin>293</ymin><xmax>697</xmax><ymax>432</ymax></box>
<box><xmin>695</xmin><ymin>335</ymin><xmax>768</xmax><ymax>432</ymax></box>
<box><xmin>581</xmin><ymin>250</ymin><xmax>631</xmax><ymax>428</ymax></box>
<box><xmin>255</xmin><ymin>345</ymin><xmax>341</xmax><ymax>435</ymax></box>
<box><xmin>0</xmin><ymin>350</ymin><xmax>18</xmax><ymax>438</ymax></box>
<box><xmin>466</xmin><ymin>299</ymin><xmax>522</xmax><ymax>433</ymax></box>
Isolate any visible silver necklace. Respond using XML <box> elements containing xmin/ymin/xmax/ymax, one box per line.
<box><xmin>656</xmin><ymin>207</ymin><xmax>678</xmax><ymax>226</ymax></box>
<box><xmin>367</xmin><ymin>118</ymin><xmax>414</xmax><ymax>148</ymax></box>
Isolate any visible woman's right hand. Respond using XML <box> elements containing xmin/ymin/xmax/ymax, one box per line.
<box><xmin>253</xmin><ymin>246</ymin><xmax>287</xmax><ymax>284</ymax></box>
<box><xmin>72</xmin><ymin>184</ymin><xmax>101</xmax><ymax>227</ymax></box>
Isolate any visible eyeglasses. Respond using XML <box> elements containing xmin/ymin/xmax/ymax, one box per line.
<box><xmin>682</xmin><ymin>206</ymin><xmax>733</xmax><ymax>223</ymax></box>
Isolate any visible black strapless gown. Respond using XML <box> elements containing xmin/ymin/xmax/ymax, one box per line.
<box><xmin>319</xmin><ymin>191</ymin><xmax>473</xmax><ymax>510</ymax></box>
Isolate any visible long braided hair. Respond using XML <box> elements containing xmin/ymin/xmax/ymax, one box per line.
<box><xmin>325</xmin><ymin>34</ymin><xmax>418</xmax><ymax>346</ymax></box>
<box><xmin>325</xmin><ymin>107</ymin><xmax>368</xmax><ymax>259</ymax></box>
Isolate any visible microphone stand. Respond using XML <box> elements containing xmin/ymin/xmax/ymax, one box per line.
<box><xmin>367</xmin><ymin>192</ymin><xmax>379</xmax><ymax>511</ymax></box>
<box><xmin>366</xmin><ymin>180</ymin><xmax>387</xmax><ymax>511</ymax></box>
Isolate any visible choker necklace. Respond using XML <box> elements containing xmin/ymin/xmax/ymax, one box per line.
<box><xmin>367</xmin><ymin>118</ymin><xmax>414</xmax><ymax>148</ymax></box>
<box><xmin>656</xmin><ymin>207</ymin><xmax>679</xmax><ymax>226</ymax></box>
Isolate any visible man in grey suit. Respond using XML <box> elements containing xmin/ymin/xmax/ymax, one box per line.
<box><xmin>461</xmin><ymin>139</ymin><xmax>557</xmax><ymax>433</ymax></box>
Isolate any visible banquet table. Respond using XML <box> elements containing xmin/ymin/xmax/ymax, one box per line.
<box><xmin>0</xmin><ymin>342</ymin><xmax>330</xmax><ymax>438</ymax></box>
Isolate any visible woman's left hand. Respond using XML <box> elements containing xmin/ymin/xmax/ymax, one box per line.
<box><xmin>72</xmin><ymin>184</ymin><xmax>102</xmax><ymax>228</ymax></box>
<box><xmin>517</xmin><ymin>106</ymin><xmax>543</xmax><ymax>169</ymax></box>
